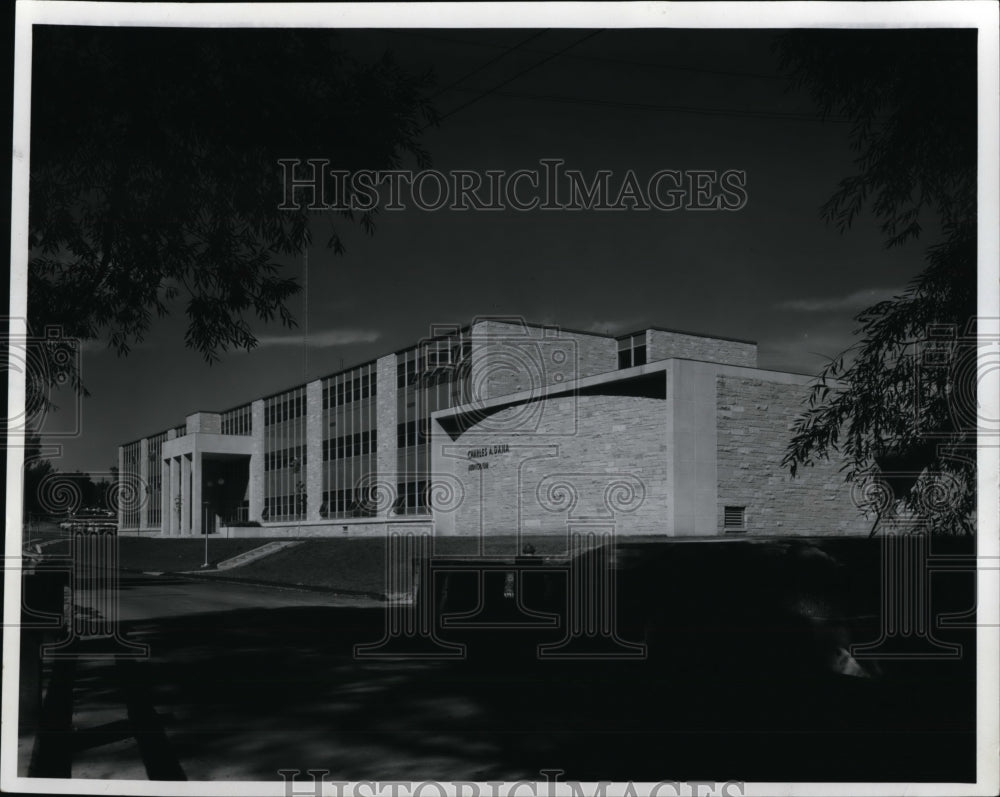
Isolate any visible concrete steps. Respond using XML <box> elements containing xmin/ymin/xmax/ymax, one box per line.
<box><xmin>212</xmin><ymin>540</ymin><xmax>304</xmax><ymax>571</ymax></box>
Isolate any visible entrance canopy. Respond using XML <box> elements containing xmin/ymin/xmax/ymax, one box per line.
<box><xmin>161</xmin><ymin>425</ymin><xmax>254</xmax><ymax>536</ymax></box>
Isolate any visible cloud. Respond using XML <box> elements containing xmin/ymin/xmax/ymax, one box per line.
<box><xmin>582</xmin><ymin>319</ymin><xmax>640</xmax><ymax>336</ymax></box>
<box><xmin>255</xmin><ymin>328</ymin><xmax>381</xmax><ymax>348</ymax></box>
<box><xmin>775</xmin><ymin>287</ymin><xmax>901</xmax><ymax>313</ymax></box>
<box><xmin>759</xmin><ymin>331</ymin><xmax>858</xmax><ymax>375</ymax></box>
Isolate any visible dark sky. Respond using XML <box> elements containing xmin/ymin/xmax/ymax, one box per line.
<box><xmin>37</xmin><ymin>26</ymin><xmax>942</xmax><ymax>474</ymax></box>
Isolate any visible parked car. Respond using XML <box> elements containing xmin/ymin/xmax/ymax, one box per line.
<box><xmin>61</xmin><ymin>507</ymin><xmax>117</xmax><ymax>531</ymax></box>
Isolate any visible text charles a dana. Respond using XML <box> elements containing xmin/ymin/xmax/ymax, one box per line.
<box><xmin>467</xmin><ymin>443</ymin><xmax>511</xmax><ymax>471</ymax></box>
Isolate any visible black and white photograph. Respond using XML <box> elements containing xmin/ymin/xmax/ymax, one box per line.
<box><xmin>2</xmin><ymin>2</ymin><xmax>998</xmax><ymax>795</ymax></box>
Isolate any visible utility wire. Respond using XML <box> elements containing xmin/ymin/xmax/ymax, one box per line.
<box><xmin>446</xmin><ymin>86</ymin><xmax>853</xmax><ymax>123</ymax></box>
<box><xmin>430</xmin><ymin>30</ymin><xmax>604</xmax><ymax>127</ymax></box>
<box><xmin>431</xmin><ymin>29</ymin><xmax>551</xmax><ymax>99</ymax></box>
<box><xmin>301</xmin><ymin>245</ymin><xmax>308</xmax><ymax>382</ymax></box>
<box><xmin>409</xmin><ymin>29</ymin><xmax>842</xmax><ymax>127</ymax></box>
<box><xmin>391</xmin><ymin>29</ymin><xmax>787</xmax><ymax>82</ymax></box>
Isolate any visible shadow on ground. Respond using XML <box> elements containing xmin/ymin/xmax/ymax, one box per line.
<box><xmin>39</xmin><ymin>599</ymin><xmax>974</xmax><ymax>783</ymax></box>
<box><xmin>19</xmin><ymin>535</ymin><xmax>978</xmax><ymax>783</ymax></box>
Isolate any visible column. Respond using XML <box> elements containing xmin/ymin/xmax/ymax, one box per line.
<box><xmin>192</xmin><ymin>451</ymin><xmax>203</xmax><ymax>536</ymax></box>
<box><xmin>169</xmin><ymin>457</ymin><xmax>180</xmax><ymax>536</ymax></box>
<box><xmin>306</xmin><ymin>380</ymin><xmax>323</xmax><ymax>521</ymax></box>
<box><xmin>668</xmin><ymin>359</ymin><xmax>719</xmax><ymax>536</ymax></box>
<box><xmin>376</xmin><ymin>354</ymin><xmax>398</xmax><ymax>516</ymax></box>
<box><xmin>116</xmin><ymin>446</ymin><xmax>125</xmax><ymax>531</ymax></box>
<box><xmin>165</xmin><ymin>429</ymin><xmax>177</xmax><ymax>534</ymax></box>
<box><xmin>160</xmin><ymin>458</ymin><xmax>169</xmax><ymax>534</ymax></box>
<box><xmin>181</xmin><ymin>454</ymin><xmax>191</xmax><ymax>535</ymax></box>
<box><xmin>138</xmin><ymin>438</ymin><xmax>150</xmax><ymax>529</ymax></box>
<box><xmin>249</xmin><ymin>399</ymin><xmax>265</xmax><ymax>522</ymax></box>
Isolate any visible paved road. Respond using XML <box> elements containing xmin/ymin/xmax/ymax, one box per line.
<box><xmin>30</xmin><ymin>576</ymin><xmax>505</xmax><ymax>782</ymax></box>
<box><xmin>19</xmin><ymin>570</ymin><xmax>976</xmax><ymax>784</ymax></box>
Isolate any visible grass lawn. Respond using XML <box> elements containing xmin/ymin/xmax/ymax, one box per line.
<box><xmin>204</xmin><ymin>534</ymin><xmax>574</xmax><ymax>595</ymax></box>
<box><xmin>116</xmin><ymin>537</ymin><xmax>278</xmax><ymax>572</ymax></box>
<box><xmin>28</xmin><ymin>531</ymin><xmax>578</xmax><ymax>596</ymax></box>
<box><xmin>206</xmin><ymin>538</ymin><xmax>391</xmax><ymax>595</ymax></box>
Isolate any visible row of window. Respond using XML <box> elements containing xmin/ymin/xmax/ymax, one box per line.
<box><xmin>264</xmin><ymin>445</ymin><xmax>306</xmax><ymax>472</ymax></box>
<box><xmin>315</xmin><ymin>482</ymin><xmax>432</xmax><ymax>517</ymax></box>
<box><xmin>265</xmin><ymin>394</ymin><xmax>306</xmax><ymax>425</ymax></box>
<box><xmin>264</xmin><ymin>481</ymin><xmax>433</xmax><ymax>518</ymax></box>
<box><xmin>262</xmin><ymin>494</ymin><xmax>305</xmax><ymax>520</ymax></box>
<box><xmin>397</xmin><ymin>363</ymin><xmax>471</xmax><ymax>389</ymax></box>
<box><xmin>323</xmin><ymin>372</ymin><xmax>377</xmax><ymax>408</ymax></box>
<box><xmin>221</xmin><ymin>405</ymin><xmax>253</xmax><ymax>435</ymax></box>
<box><xmin>120</xmin><ymin>442</ymin><xmax>142</xmax><ymax>529</ymax></box>
<box><xmin>396</xmin><ymin>480</ymin><xmax>429</xmax><ymax>512</ymax></box>
<box><xmin>322</xmin><ymin>430</ymin><xmax>377</xmax><ymax>461</ymax></box>
<box><xmin>397</xmin><ymin>419</ymin><xmax>431</xmax><ymax>449</ymax></box>
<box><xmin>321</xmin><ymin>489</ymin><xmax>376</xmax><ymax>518</ymax></box>
<box><xmin>146</xmin><ymin>433</ymin><xmax>168</xmax><ymax>527</ymax></box>
<box><xmin>396</xmin><ymin>342</ymin><xmax>472</xmax><ymax>388</ymax></box>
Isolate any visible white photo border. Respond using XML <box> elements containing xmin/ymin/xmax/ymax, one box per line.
<box><xmin>4</xmin><ymin>2</ymin><xmax>998</xmax><ymax>796</ymax></box>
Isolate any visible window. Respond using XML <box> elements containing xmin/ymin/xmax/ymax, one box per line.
<box><xmin>617</xmin><ymin>333</ymin><xmax>647</xmax><ymax>369</ymax></box>
<box><xmin>396</xmin><ymin>419</ymin><xmax>429</xmax><ymax>449</ymax></box>
<box><xmin>264</xmin><ymin>393</ymin><xmax>306</xmax><ymax>425</ymax></box>
<box><xmin>397</xmin><ymin>356</ymin><xmax>423</xmax><ymax>388</ymax></box>
<box><xmin>221</xmin><ymin>404</ymin><xmax>252</xmax><ymax>435</ymax></box>
<box><xmin>724</xmin><ymin>506</ymin><xmax>746</xmax><ymax>532</ymax></box>
<box><xmin>323</xmin><ymin>369</ymin><xmax>376</xmax><ymax>409</ymax></box>
<box><xmin>393</xmin><ymin>480</ymin><xmax>429</xmax><ymax>513</ymax></box>
<box><xmin>321</xmin><ymin>489</ymin><xmax>376</xmax><ymax>518</ymax></box>
<box><xmin>264</xmin><ymin>494</ymin><xmax>305</xmax><ymax>520</ymax></box>
<box><xmin>323</xmin><ymin>430</ymin><xmax>377</xmax><ymax>461</ymax></box>
<box><xmin>264</xmin><ymin>445</ymin><xmax>306</xmax><ymax>472</ymax></box>
<box><xmin>398</xmin><ymin>338</ymin><xmax>471</xmax><ymax>391</ymax></box>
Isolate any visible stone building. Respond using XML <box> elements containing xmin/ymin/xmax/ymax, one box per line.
<box><xmin>117</xmin><ymin>318</ymin><xmax>868</xmax><ymax>538</ymax></box>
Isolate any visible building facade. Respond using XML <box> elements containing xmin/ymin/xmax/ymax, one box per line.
<box><xmin>118</xmin><ymin>318</ymin><xmax>869</xmax><ymax>539</ymax></box>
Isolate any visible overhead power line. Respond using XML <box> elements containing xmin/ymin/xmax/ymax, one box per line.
<box><xmin>431</xmin><ymin>29</ymin><xmax>551</xmax><ymax>99</ymax></box>
<box><xmin>431</xmin><ymin>30</ymin><xmax>604</xmax><ymax>126</ymax></box>
<box><xmin>390</xmin><ymin>29</ymin><xmax>788</xmax><ymax>82</ymax></box>
<box><xmin>446</xmin><ymin>86</ymin><xmax>854</xmax><ymax>123</ymax></box>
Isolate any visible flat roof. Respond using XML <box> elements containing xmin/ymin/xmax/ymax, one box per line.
<box><xmin>120</xmin><ymin>318</ymin><xmax>761</xmax><ymax>446</ymax></box>
<box><xmin>617</xmin><ymin>325</ymin><xmax>757</xmax><ymax>346</ymax></box>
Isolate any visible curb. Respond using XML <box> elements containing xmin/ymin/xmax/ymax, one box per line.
<box><xmin>136</xmin><ymin>568</ymin><xmax>388</xmax><ymax>602</ymax></box>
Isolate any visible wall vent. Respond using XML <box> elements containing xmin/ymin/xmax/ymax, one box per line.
<box><xmin>724</xmin><ymin>506</ymin><xmax>746</xmax><ymax>532</ymax></box>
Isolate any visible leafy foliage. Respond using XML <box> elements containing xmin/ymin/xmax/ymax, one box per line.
<box><xmin>21</xmin><ymin>436</ymin><xmax>56</xmax><ymax>517</ymax></box>
<box><xmin>28</xmin><ymin>27</ymin><xmax>437</xmax><ymax>384</ymax></box>
<box><xmin>21</xmin><ymin>435</ymin><xmax>115</xmax><ymax>517</ymax></box>
<box><xmin>775</xmin><ymin>30</ymin><xmax>975</xmax><ymax>248</ymax></box>
<box><xmin>775</xmin><ymin>30</ymin><xmax>977</xmax><ymax>534</ymax></box>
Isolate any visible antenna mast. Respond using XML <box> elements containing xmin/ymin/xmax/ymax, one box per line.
<box><xmin>302</xmin><ymin>245</ymin><xmax>308</xmax><ymax>381</ymax></box>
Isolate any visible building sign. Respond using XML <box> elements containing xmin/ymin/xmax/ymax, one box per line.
<box><xmin>467</xmin><ymin>443</ymin><xmax>510</xmax><ymax>471</ymax></box>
